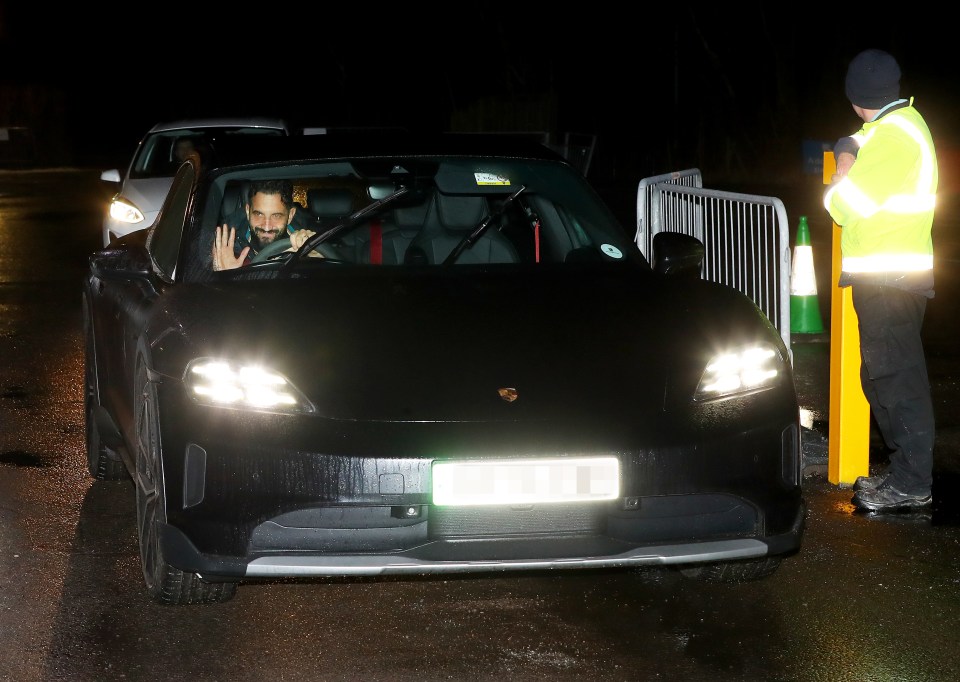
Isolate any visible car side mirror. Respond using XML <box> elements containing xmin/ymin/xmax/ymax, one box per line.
<box><xmin>652</xmin><ymin>231</ymin><xmax>704</xmax><ymax>277</ymax></box>
<box><xmin>89</xmin><ymin>244</ymin><xmax>155</xmax><ymax>288</ymax></box>
<box><xmin>100</xmin><ymin>169</ymin><xmax>122</xmax><ymax>183</ymax></box>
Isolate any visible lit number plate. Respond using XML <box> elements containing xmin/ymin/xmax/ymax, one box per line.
<box><xmin>432</xmin><ymin>457</ymin><xmax>620</xmax><ymax>506</ymax></box>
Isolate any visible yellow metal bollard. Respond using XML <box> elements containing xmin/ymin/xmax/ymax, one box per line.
<box><xmin>823</xmin><ymin>151</ymin><xmax>871</xmax><ymax>485</ymax></box>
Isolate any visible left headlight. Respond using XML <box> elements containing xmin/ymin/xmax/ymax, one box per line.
<box><xmin>183</xmin><ymin>358</ymin><xmax>314</xmax><ymax>413</ymax></box>
<box><xmin>694</xmin><ymin>343</ymin><xmax>783</xmax><ymax>401</ymax></box>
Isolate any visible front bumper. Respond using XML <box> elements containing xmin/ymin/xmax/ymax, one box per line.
<box><xmin>156</xmin><ymin>385</ymin><xmax>804</xmax><ymax>581</ymax></box>
<box><xmin>160</xmin><ymin>492</ymin><xmax>806</xmax><ymax>581</ymax></box>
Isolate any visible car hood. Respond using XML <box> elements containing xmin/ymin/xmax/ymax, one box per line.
<box><xmin>155</xmin><ymin>266</ymin><xmax>783</xmax><ymax>425</ymax></box>
<box><xmin>120</xmin><ymin>177</ymin><xmax>174</xmax><ymax>216</ymax></box>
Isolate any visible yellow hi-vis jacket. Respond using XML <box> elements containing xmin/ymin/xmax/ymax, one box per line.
<box><xmin>823</xmin><ymin>98</ymin><xmax>938</xmax><ymax>275</ymax></box>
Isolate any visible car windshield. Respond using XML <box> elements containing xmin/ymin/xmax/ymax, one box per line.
<box><xmin>129</xmin><ymin>127</ymin><xmax>286</xmax><ymax>179</ymax></box>
<box><xmin>184</xmin><ymin>156</ymin><xmax>646</xmax><ymax>282</ymax></box>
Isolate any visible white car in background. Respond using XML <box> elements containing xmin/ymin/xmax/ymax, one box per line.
<box><xmin>99</xmin><ymin>117</ymin><xmax>289</xmax><ymax>247</ymax></box>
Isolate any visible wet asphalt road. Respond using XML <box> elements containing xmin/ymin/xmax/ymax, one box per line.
<box><xmin>1</xmin><ymin>169</ymin><xmax>959</xmax><ymax>682</ymax></box>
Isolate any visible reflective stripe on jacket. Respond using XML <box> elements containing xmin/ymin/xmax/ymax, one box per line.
<box><xmin>823</xmin><ymin>99</ymin><xmax>937</xmax><ymax>274</ymax></box>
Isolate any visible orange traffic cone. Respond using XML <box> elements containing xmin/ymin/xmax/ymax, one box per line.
<box><xmin>790</xmin><ymin>216</ymin><xmax>825</xmax><ymax>334</ymax></box>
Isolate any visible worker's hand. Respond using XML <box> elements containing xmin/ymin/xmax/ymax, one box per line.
<box><xmin>212</xmin><ymin>224</ymin><xmax>249</xmax><ymax>271</ymax></box>
<box><xmin>832</xmin><ymin>152</ymin><xmax>856</xmax><ymax>183</ymax></box>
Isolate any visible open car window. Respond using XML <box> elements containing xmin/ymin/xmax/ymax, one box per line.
<box><xmin>181</xmin><ymin>157</ymin><xmax>646</xmax><ymax>282</ymax></box>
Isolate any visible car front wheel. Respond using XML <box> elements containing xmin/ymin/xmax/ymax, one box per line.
<box><xmin>134</xmin><ymin>358</ymin><xmax>236</xmax><ymax>604</ymax></box>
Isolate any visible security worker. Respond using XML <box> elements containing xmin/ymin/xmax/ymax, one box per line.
<box><xmin>823</xmin><ymin>48</ymin><xmax>939</xmax><ymax>512</ymax></box>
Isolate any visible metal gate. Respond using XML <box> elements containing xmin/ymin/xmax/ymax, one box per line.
<box><xmin>635</xmin><ymin>169</ymin><xmax>792</xmax><ymax>350</ymax></box>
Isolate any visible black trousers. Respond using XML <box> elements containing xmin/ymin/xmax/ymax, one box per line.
<box><xmin>851</xmin><ymin>282</ymin><xmax>934</xmax><ymax>494</ymax></box>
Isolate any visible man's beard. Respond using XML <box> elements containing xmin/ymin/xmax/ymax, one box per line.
<box><xmin>250</xmin><ymin>227</ymin><xmax>285</xmax><ymax>251</ymax></box>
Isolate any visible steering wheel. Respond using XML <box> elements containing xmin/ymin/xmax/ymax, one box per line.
<box><xmin>248</xmin><ymin>237</ymin><xmax>345</xmax><ymax>265</ymax></box>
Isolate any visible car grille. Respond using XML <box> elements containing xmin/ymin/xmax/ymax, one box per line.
<box><xmin>429</xmin><ymin>502</ymin><xmax>605</xmax><ymax>539</ymax></box>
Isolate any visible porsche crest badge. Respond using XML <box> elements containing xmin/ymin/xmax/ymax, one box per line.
<box><xmin>498</xmin><ymin>387</ymin><xmax>518</xmax><ymax>403</ymax></box>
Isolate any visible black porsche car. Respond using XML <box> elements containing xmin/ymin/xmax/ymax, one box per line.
<box><xmin>82</xmin><ymin>132</ymin><xmax>805</xmax><ymax>604</ymax></box>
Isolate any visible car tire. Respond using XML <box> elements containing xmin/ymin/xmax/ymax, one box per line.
<box><xmin>134</xmin><ymin>358</ymin><xmax>237</xmax><ymax>605</ymax></box>
<box><xmin>83</xmin><ymin>295</ymin><xmax>125</xmax><ymax>481</ymax></box>
<box><xmin>677</xmin><ymin>557</ymin><xmax>782</xmax><ymax>583</ymax></box>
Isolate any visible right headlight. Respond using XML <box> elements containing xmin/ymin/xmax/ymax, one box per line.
<box><xmin>694</xmin><ymin>343</ymin><xmax>782</xmax><ymax>401</ymax></box>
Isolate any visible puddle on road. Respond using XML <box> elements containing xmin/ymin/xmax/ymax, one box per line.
<box><xmin>1</xmin><ymin>385</ymin><xmax>28</xmax><ymax>399</ymax></box>
<box><xmin>0</xmin><ymin>450</ymin><xmax>54</xmax><ymax>467</ymax></box>
<box><xmin>802</xmin><ymin>418</ymin><xmax>960</xmax><ymax>526</ymax></box>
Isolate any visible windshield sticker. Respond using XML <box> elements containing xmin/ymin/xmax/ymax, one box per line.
<box><xmin>601</xmin><ymin>244</ymin><xmax>623</xmax><ymax>259</ymax></box>
<box><xmin>475</xmin><ymin>172</ymin><xmax>511</xmax><ymax>186</ymax></box>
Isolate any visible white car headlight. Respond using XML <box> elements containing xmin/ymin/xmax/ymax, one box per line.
<box><xmin>108</xmin><ymin>198</ymin><xmax>145</xmax><ymax>224</ymax></box>
<box><xmin>694</xmin><ymin>343</ymin><xmax>782</xmax><ymax>401</ymax></box>
<box><xmin>184</xmin><ymin>358</ymin><xmax>314</xmax><ymax>413</ymax></box>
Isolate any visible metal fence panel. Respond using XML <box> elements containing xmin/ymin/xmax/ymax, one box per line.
<box><xmin>635</xmin><ymin>168</ymin><xmax>704</xmax><ymax>253</ymax></box>
<box><xmin>634</xmin><ymin>171</ymin><xmax>792</xmax><ymax>351</ymax></box>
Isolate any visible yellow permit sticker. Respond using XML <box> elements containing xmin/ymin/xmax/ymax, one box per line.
<box><xmin>475</xmin><ymin>172</ymin><xmax>511</xmax><ymax>186</ymax></box>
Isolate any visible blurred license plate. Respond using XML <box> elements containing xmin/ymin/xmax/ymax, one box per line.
<box><xmin>432</xmin><ymin>457</ymin><xmax>620</xmax><ymax>506</ymax></box>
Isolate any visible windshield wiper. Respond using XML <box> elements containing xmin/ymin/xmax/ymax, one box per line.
<box><xmin>280</xmin><ymin>185</ymin><xmax>410</xmax><ymax>273</ymax></box>
<box><xmin>443</xmin><ymin>185</ymin><xmax>526</xmax><ymax>266</ymax></box>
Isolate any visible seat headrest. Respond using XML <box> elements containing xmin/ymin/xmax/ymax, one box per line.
<box><xmin>394</xmin><ymin>201</ymin><xmax>430</xmax><ymax>229</ymax></box>
<box><xmin>436</xmin><ymin>194</ymin><xmax>488</xmax><ymax>231</ymax></box>
<box><xmin>220</xmin><ymin>181</ymin><xmax>248</xmax><ymax>223</ymax></box>
<box><xmin>307</xmin><ymin>188</ymin><xmax>355</xmax><ymax>218</ymax></box>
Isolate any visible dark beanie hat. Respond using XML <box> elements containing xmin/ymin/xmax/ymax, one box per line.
<box><xmin>845</xmin><ymin>49</ymin><xmax>901</xmax><ymax>108</ymax></box>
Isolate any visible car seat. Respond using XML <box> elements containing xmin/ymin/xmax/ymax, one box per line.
<box><xmin>307</xmin><ymin>187</ymin><xmax>355</xmax><ymax>232</ymax></box>
<box><xmin>405</xmin><ymin>192</ymin><xmax>519</xmax><ymax>265</ymax></box>
<box><xmin>219</xmin><ymin>181</ymin><xmax>248</xmax><ymax>228</ymax></box>
<box><xmin>355</xmin><ymin>194</ymin><xmax>432</xmax><ymax>264</ymax></box>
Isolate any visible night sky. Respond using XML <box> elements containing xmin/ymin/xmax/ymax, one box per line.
<box><xmin>1</xmin><ymin>4</ymin><xmax>956</xmax><ymax>184</ymax></box>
